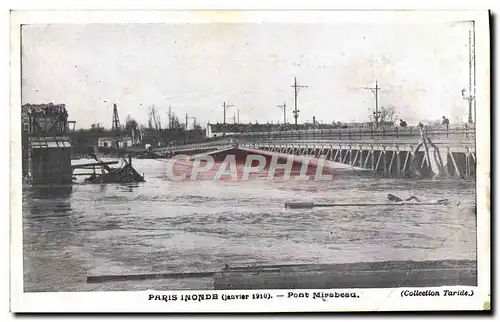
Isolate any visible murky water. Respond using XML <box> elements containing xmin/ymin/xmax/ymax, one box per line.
<box><xmin>22</xmin><ymin>158</ymin><xmax>476</xmax><ymax>292</ymax></box>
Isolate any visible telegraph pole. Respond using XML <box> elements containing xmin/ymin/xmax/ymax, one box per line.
<box><xmin>237</xmin><ymin>109</ymin><xmax>240</xmax><ymax>123</ymax></box>
<box><xmin>222</xmin><ymin>101</ymin><xmax>234</xmax><ymax>124</ymax></box>
<box><xmin>185</xmin><ymin>113</ymin><xmax>188</xmax><ymax>131</ymax></box>
<box><xmin>291</xmin><ymin>77</ymin><xmax>308</xmax><ymax>128</ymax></box>
<box><xmin>462</xmin><ymin>27</ymin><xmax>475</xmax><ymax>124</ymax></box>
<box><xmin>364</xmin><ymin>80</ymin><xmax>381</xmax><ymax>127</ymax></box>
<box><xmin>468</xmin><ymin>28</ymin><xmax>475</xmax><ymax>124</ymax></box>
<box><xmin>277</xmin><ymin>101</ymin><xmax>287</xmax><ymax>124</ymax></box>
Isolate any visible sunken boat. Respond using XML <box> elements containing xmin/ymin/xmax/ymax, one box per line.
<box><xmin>72</xmin><ymin>147</ymin><xmax>145</xmax><ymax>184</ymax></box>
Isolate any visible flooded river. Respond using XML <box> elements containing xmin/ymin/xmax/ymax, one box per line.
<box><xmin>22</xmin><ymin>158</ymin><xmax>476</xmax><ymax>292</ymax></box>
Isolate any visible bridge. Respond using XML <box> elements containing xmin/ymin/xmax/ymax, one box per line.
<box><xmin>152</xmin><ymin>125</ymin><xmax>476</xmax><ymax>178</ymax></box>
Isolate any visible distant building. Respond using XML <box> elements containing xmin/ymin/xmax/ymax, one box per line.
<box><xmin>98</xmin><ymin>137</ymin><xmax>115</xmax><ymax>148</ymax></box>
<box><xmin>119</xmin><ymin>136</ymin><xmax>133</xmax><ymax>148</ymax></box>
<box><xmin>98</xmin><ymin>136</ymin><xmax>133</xmax><ymax>148</ymax></box>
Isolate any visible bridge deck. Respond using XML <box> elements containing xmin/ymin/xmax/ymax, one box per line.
<box><xmin>153</xmin><ymin>126</ymin><xmax>475</xmax><ymax>154</ymax></box>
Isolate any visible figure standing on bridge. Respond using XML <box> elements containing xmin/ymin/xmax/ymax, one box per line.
<box><xmin>418</xmin><ymin>121</ymin><xmax>425</xmax><ymax>140</ymax></box>
<box><xmin>442</xmin><ymin>116</ymin><xmax>450</xmax><ymax>126</ymax></box>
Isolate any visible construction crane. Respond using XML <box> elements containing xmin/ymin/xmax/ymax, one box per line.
<box><xmin>112</xmin><ymin>103</ymin><xmax>121</xmax><ymax>132</ymax></box>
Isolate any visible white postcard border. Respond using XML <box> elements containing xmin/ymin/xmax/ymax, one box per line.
<box><xmin>9</xmin><ymin>9</ymin><xmax>491</xmax><ymax>313</ymax></box>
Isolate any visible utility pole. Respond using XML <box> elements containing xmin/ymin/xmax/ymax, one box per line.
<box><xmin>222</xmin><ymin>101</ymin><xmax>234</xmax><ymax>124</ymax></box>
<box><xmin>231</xmin><ymin>114</ymin><xmax>236</xmax><ymax>124</ymax></box>
<box><xmin>237</xmin><ymin>109</ymin><xmax>240</xmax><ymax>123</ymax></box>
<box><xmin>291</xmin><ymin>77</ymin><xmax>308</xmax><ymax>128</ymax></box>
<box><xmin>364</xmin><ymin>80</ymin><xmax>381</xmax><ymax>128</ymax></box>
<box><xmin>185</xmin><ymin>113</ymin><xmax>188</xmax><ymax>131</ymax></box>
<box><xmin>462</xmin><ymin>27</ymin><xmax>476</xmax><ymax>124</ymax></box>
<box><xmin>277</xmin><ymin>101</ymin><xmax>287</xmax><ymax>124</ymax></box>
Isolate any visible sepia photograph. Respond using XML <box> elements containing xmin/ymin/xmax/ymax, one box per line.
<box><xmin>10</xmin><ymin>9</ymin><xmax>490</xmax><ymax>312</ymax></box>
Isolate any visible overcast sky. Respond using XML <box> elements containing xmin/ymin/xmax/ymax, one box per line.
<box><xmin>21</xmin><ymin>22</ymin><xmax>473</xmax><ymax>129</ymax></box>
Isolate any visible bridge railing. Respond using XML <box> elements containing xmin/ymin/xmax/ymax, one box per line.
<box><xmin>154</xmin><ymin>140</ymin><xmax>234</xmax><ymax>152</ymax></box>
<box><xmin>167</xmin><ymin>125</ymin><xmax>475</xmax><ymax>151</ymax></box>
<box><xmin>229</xmin><ymin>125</ymin><xmax>475</xmax><ymax>141</ymax></box>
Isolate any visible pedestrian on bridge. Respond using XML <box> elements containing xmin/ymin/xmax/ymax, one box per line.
<box><xmin>442</xmin><ymin>116</ymin><xmax>450</xmax><ymax>126</ymax></box>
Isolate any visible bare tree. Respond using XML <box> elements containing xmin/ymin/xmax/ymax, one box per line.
<box><xmin>90</xmin><ymin>123</ymin><xmax>104</xmax><ymax>132</ymax></box>
<box><xmin>125</xmin><ymin>115</ymin><xmax>139</xmax><ymax>132</ymax></box>
<box><xmin>379</xmin><ymin>104</ymin><xmax>396</xmax><ymax>123</ymax></box>
<box><xmin>171</xmin><ymin>114</ymin><xmax>182</xmax><ymax>129</ymax></box>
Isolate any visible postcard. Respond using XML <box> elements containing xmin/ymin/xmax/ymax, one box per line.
<box><xmin>10</xmin><ymin>9</ymin><xmax>490</xmax><ymax>313</ymax></box>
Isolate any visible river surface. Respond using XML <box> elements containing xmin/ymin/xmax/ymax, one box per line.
<box><xmin>22</xmin><ymin>158</ymin><xmax>476</xmax><ymax>292</ymax></box>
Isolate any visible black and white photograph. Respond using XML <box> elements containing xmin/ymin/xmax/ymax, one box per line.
<box><xmin>10</xmin><ymin>9</ymin><xmax>490</xmax><ymax>312</ymax></box>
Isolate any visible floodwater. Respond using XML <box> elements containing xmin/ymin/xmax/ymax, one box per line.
<box><xmin>22</xmin><ymin>158</ymin><xmax>477</xmax><ymax>292</ymax></box>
